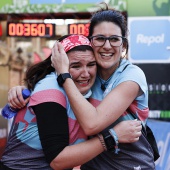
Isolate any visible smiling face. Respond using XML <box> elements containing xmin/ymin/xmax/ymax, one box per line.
<box><xmin>67</xmin><ymin>50</ymin><xmax>97</xmax><ymax>95</ymax></box>
<box><xmin>91</xmin><ymin>21</ymin><xmax>125</xmax><ymax>79</ymax></box>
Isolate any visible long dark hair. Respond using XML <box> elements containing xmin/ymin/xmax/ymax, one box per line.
<box><xmin>88</xmin><ymin>3</ymin><xmax>129</xmax><ymax>55</ymax></box>
<box><xmin>25</xmin><ymin>35</ymin><xmax>93</xmax><ymax>90</ymax></box>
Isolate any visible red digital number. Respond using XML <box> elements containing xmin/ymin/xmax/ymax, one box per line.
<box><xmin>46</xmin><ymin>24</ymin><xmax>53</xmax><ymax>36</ymax></box>
<box><xmin>31</xmin><ymin>24</ymin><xmax>38</xmax><ymax>36</ymax></box>
<box><xmin>37</xmin><ymin>24</ymin><xmax>45</xmax><ymax>36</ymax></box>
<box><xmin>16</xmin><ymin>24</ymin><xmax>24</xmax><ymax>36</ymax></box>
<box><xmin>8</xmin><ymin>23</ymin><xmax>16</xmax><ymax>36</ymax></box>
<box><xmin>24</xmin><ymin>23</ymin><xmax>30</xmax><ymax>36</ymax></box>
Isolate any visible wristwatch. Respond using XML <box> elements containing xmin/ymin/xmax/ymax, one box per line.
<box><xmin>101</xmin><ymin>130</ymin><xmax>116</xmax><ymax>152</ymax></box>
<box><xmin>57</xmin><ymin>73</ymin><xmax>72</xmax><ymax>87</ymax></box>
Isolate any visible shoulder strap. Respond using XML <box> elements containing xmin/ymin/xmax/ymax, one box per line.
<box><xmin>122</xmin><ymin>64</ymin><xmax>130</xmax><ymax>72</ymax></box>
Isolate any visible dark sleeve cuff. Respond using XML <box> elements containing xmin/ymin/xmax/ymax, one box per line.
<box><xmin>33</xmin><ymin>102</ymin><xmax>69</xmax><ymax>163</ymax></box>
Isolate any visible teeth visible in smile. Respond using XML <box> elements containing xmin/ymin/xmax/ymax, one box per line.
<box><xmin>78</xmin><ymin>80</ymin><xmax>88</xmax><ymax>84</ymax></box>
<box><xmin>101</xmin><ymin>53</ymin><xmax>113</xmax><ymax>57</ymax></box>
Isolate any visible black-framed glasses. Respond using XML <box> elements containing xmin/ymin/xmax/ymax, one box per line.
<box><xmin>89</xmin><ymin>35</ymin><xmax>126</xmax><ymax>47</ymax></box>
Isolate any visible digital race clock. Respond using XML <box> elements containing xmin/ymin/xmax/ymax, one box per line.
<box><xmin>7</xmin><ymin>22</ymin><xmax>55</xmax><ymax>37</ymax></box>
<box><xmin>68</xmin><ymin>23</ymin><xmax>89</xmax><ymax>36</ymax></box>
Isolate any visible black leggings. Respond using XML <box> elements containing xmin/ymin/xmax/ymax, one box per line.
<box><xmin>0</xmin><ymin>161</ymin><xmax>13</xmax><ymax>170</ymax></box>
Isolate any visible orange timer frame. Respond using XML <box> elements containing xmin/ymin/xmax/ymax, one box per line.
<box><xmin>68</xmin><ymin>23</ymin><xmax>89</xmax><ymax>36</ymax></box>
<box><xmin>7</xmin><ymin>22</ymin><xmax>55</xmax><ymax>37</ymax></box>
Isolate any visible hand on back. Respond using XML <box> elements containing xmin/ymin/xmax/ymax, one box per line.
<box><xmin>8</xmin><ymin>86</ymin><xmax>29</xmax><ymax>109</ymax></box>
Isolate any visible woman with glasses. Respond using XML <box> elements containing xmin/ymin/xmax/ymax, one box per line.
<box><xmin>51</xmin><ymin>4</ymin><xmax>155</xmax><ymax>170</ymax></box>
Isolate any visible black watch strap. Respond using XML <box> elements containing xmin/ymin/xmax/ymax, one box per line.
<box><xmin>101</xmin><ymin>130</ymin><xmax>116</xmax><ymax>152</ymax></box>
<box><xmin>57</xmin><ymin>73</ymin><xmax>72</xmax><ymax>87</ymax></box>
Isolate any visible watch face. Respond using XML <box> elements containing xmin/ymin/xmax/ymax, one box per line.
<box><xmin>105</xmin><ymin>135</ymin><xmax>116</xmax><ymax>150</ymax></box>
<box><xmin>57</xmin><ymin>73</ymin><xmax>71</xmax><ymax>87</ymax></box>
<box><xmin>62</xmin><ymin>74</ymin><xmax>69</xmax><ymax>79</ymax></box>
<box><xmin>101</xmin><ymin>131</ymin><xmax>116</xmax><ymax>152</ymax></box>
<box><xmin>62</xmin><ymin>73</ymin><xmax>72</xmax><ymax>80</ymax></box>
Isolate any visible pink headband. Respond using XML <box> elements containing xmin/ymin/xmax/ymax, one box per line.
<box><xmin>60</xmin><ymin>34</ymin><xmax>92</xmax><ymax>52</ymax></box>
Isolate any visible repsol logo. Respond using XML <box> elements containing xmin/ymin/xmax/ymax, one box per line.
<box><xmin>136</xmin><ymin>34</ymin><xmax>164</xmax><ymax>46</ymax></box>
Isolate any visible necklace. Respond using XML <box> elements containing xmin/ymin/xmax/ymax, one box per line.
<box><xmin>101</xmin><ymin>83</ymin><xmax>106</xmax><ymax>91</ymax></box>
<box><xmin>98</xmin><ymin>59</ymin><xmax>122</xmax><ymax>91</ymax></box>
<box><xmin>98</xmin><ymin>75</ymin><xmax>113</xmax><ymax>91</ymax></box>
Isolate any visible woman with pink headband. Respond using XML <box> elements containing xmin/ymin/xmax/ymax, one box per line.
<box><xmin>1</xmin><ymin>34</ymin><xmax>141</xmax><ymax>170</ymax></box>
